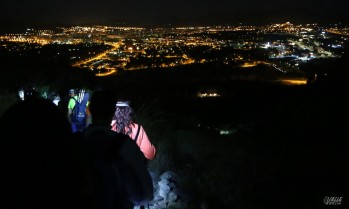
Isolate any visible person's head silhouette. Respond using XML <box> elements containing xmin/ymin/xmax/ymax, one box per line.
<box><xmin>89</xmin><ymin>89</ymin><xmax>117</xmax><ymax>125</ymax></box>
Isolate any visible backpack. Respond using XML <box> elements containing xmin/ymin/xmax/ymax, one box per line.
<box><xmin>71</xmin><ymin>92</ymin><xmax>89</xmax><ymax>125</ymax></box>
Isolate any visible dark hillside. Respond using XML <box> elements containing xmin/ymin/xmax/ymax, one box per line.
<box><xmin>0</xmin><ymin>55</ymin><xmax>347</xmax><ymax>209</ymax></box>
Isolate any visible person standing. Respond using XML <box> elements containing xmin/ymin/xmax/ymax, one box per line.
<box><xmin>52</xmin><ymin>94</ymin><xmax>61</xmax><ymax>106</ymax></box>
<box><xmin>111</xmin><ymin>100</ymin><xmax>156</xmax><ymax>160</ymax></box>
<box><xmin>68</xmin><ymin>89</ymin><xmax>89</xmax><ymax>132</ymax></box>
<box><xmin>67</xmin><ymin>88</ymin><xmax>77</xmax><ymax>119</ymax></box>
<box><xmin>79</xmin><ymin>90</ymin><xmax>154</xmax><ymax>209</ymax></box>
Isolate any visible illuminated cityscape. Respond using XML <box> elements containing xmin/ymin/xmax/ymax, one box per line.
<box><xmin>1</xmin><ymin>22</ymin><xmax>347</xmax><ymax>87</ymax></box>
<box><xmin>1</xmin><ymin>21</ymin><xmax>348</xmax><ymax>102</ymax></box>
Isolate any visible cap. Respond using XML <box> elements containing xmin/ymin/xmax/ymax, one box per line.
<box><xmin>69</xmin><ymin>89</ymin><xmax>75</xmax><ymax>93</ymax></box>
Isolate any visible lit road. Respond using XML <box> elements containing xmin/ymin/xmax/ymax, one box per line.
<box><xmin>72</xmin><ymin>42</ymin><xmax>120</xmax><ymax>76</ymax></box>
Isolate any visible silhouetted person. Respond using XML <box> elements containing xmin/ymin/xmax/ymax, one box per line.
<box><xmin>52</xmin><ymin>93</ymin><xmax>61</xmax><ymax>106</ymax></box>
<box><xmin>0</xmin><ymin>98</ymin><xmax>94</xmax><ymax>209</ymax></box>
<box><xmin>78</xmin><ymin>90</ymin><xmax>154</xmax><ymax>209</ymax></box>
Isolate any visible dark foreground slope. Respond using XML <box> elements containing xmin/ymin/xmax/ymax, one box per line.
<box><xmin>0</xmin><ymin>58</ymin><xmax>347</xmax><ymax>209</ymax></box>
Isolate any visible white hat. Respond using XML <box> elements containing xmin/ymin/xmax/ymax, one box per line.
<box><xmin>116</xmin><ymin>101</ymin><xmax>129</xmax><ymax>107</ymax></box>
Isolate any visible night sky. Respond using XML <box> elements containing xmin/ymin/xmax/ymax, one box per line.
<box><xmin>1</xmin><ymin>0</ymin><xmax>348</xmax><ymax>30</ymax></box>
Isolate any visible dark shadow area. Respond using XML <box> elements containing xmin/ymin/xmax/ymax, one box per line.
<box><xmin>0</xmin><ymin>47</ymin><xmax>347</xmax><ymax>208</ymax></box>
